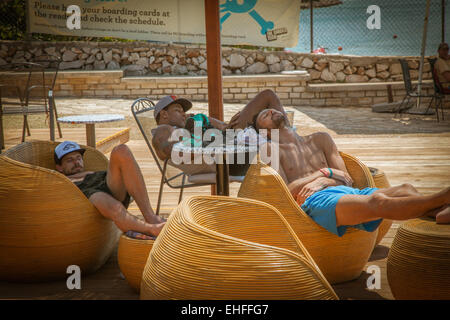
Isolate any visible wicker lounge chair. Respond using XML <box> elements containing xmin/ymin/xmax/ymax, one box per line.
<box><xmin>0</xmin><ymin>140</ymin><xmax>120</xmax><ymax>282</ymax></box>
<box><xmin>118</xmin><ymin>233</ymin><xmax>155</xmax><ymax>292</ymax></box>
<box><xmin>140</xmin><ymin>196</ymin><xmax>338</xmax><ymax>300</ymax></box>
<box><xmin>237</xmin><ymin>152</ymin><xmax>378</xmax><ymax>284</ymax></box>
<box><xmin>387</xmin><ymin>217</ymin><xmax>450</xmax><ymax>300</ymax></box>
<box><xmin>369</xmin><ymin>167</ymin><xmax>393</xmax><ymax>246</ymax></box>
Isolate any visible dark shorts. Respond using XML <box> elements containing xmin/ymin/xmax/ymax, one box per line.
<box><xmin>75</xmin><ymin>171</ymin><xmax>130</xmax><ymax>209</ymax></box>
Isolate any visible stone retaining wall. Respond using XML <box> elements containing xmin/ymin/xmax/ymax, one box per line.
<box><xmin>0</xmin><ymin>40</ymin><xmax>435</xmax><ymax>84</ymax></box>
<box><xmin>1</xmin><ymin>70</ymin><xmax>442</xmax><ymax>108</ymax></box>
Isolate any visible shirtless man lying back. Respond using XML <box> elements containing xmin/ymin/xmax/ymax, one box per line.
<box><xmin>252</xmin><ymin>108</ymin><xmax>450</xmax><ymax>236</ymax></box>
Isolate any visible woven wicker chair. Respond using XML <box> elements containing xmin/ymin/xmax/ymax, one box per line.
<box><xmin>369</xmin><ymin>167</ymin><xmax>393</xmax><ymax>246</ymax></box>
<box><xmin>118</xmin><ymin>233</ymin><xmax>154</xmax><ymax>292</ymax></box>
<box><xmin>141</xmin><ymin>196</ymin><xmax>338</xmax><ymax>300</ymax></box>
<box><xmin>387</xmin><ymin>217</ymin><xmax>450</xmax><ymax>300</ymax></box>
<box><xmin>237</xmin><ymin>152</ymin><xmax>378</xmax><ymax>284</ymax></box>
<box><xmin>0</xmin><ymin>140</ymin><xmax>120</xmax><ymax>282</ymax></box>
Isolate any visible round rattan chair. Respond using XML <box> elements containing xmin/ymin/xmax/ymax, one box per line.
<box><xmin>238</xmin><ymin>152</ymin><xmax>378</xmax><ymax>284</ymax></box>
<box><xmin>387</xmin><ymin>217</ymin><xmax>450</xmax><ymax>300</ymax></box>
<box><xmin>369</xmin><ymin>167</ymin><xmax>393</xmax><ymax>246</ymax></box>
<box><xmin>141</xmin><ymin>196</ymin><xmax>338</xmax><ymax>300</ymax></box>
<box><xmin>118</xmin><ymin>234</ymin><xmax>154</xmax><ymax>292</ymax></box>
<box><xmin>0</xmin><ymin>140</ymin><xmax>120</xmax><ymax>282</ymax></box>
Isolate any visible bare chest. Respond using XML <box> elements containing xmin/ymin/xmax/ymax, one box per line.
<box><xmin>280</xmin><ymin>139</ymin><xmax>328</xmax><ymax>182</ymax></box>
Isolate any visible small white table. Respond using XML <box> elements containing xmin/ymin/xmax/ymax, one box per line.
<box><xmin>57</xmin><ymin>114</ymin><xmax>125</xmax><ymax>148</ymax></box>
<box><xmin>172</xmin><ymin>142</ymin><xmax>258</xmax><ymax>196</ymax></box>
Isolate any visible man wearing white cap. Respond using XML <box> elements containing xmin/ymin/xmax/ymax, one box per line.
<box><xmin>54</xmin><ymin>141</ymin><xmax>166</xmax><ymax>237</ymax></box>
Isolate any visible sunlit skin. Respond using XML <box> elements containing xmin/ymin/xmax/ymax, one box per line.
<box><xmin>56</xmin><ymin>151</ymin><xmax>92</xmax><ymax>180</ymax></box>
<box><xmin>256</xmin><ymin>108</ymin><xmax>450</xmax><ymax>225</ymax></box>
<box><xmin>55</xmin><ymin>145</ymin><xmax>166</xmax><ymax>236</ymax></box>
<box><xmin>158</xmin><ymin>103</ymin><xmax>189</xmax><ymax>128</ymax></box>
<box><xmin>153</xmin><ymin>89</ymin><xmax>286</xmax><ymax>161</ymax></box>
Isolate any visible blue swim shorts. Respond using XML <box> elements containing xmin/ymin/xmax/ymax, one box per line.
<box><xmin>300</xmin><ymin>185</ymin><xmax>383</xmax><ymax>237</ymax></box>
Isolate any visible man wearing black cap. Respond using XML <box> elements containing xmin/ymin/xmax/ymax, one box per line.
<box><xmin>54</xmin><ymin>141</ymin><xmax>166</xmax><ymax>237</ymax></box>
<box><xmin>435</xmin><ymin>42</ymin><xmax>450</xmax><ymax>91</ymax></box>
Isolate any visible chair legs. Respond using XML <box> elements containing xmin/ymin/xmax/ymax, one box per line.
<box><xmin>156</xmin><ymin>160</ymin><xmax>169</xmax><ymax>216</ymax></box>
<box><xmin>21</xmin><ymin>114</ymin><xmax>30</xmax><ymax>142</ymax></box>
<box><xmin>395</xmin><ymin>95</ymin><xmax>410</xmax><ymax>118</ymax></box>
<box><xmin>178</xmin><ymin>175</ymin><xmax>186</xmax><ymax>204</ymax></box>
<box><xmin>425</xmin><ymin>96</ymin><xmax>435</xmax><ymax>120</ymax></box>
<box><xmin>156</xmin><ymin>172</ymin><xmax>165</xmax><ymax>216</ymax></box>
<box><xmin>52</xmin><ymin>97</ymin><xmax>63</xmax><ymax>138</ymax></box>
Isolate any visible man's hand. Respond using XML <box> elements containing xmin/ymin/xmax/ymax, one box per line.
<box><xmin>296</xmin><ymin>177</ymin><xmax>330</xmax><ymax>205</ymax></box>
<box><xmin>323</xmin><ymin>168</ymin><xmax>353</xmax><ymax>186</ymax></box>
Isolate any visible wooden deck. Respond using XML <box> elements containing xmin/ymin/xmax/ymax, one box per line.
<box><xmin>1</xmin><ymin>125</ymin><xmax>449</xmax><ymax>300</ymax></box>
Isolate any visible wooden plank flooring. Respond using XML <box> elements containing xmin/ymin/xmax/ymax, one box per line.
<box><xmin>1</xmin><ymin>126</ymin><xmax>449</xmax><ymax>300</ymax></box>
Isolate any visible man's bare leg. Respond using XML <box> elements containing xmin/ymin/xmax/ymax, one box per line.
<box><xmin>106</xmin><ymin>144</ymin><xmax>165</xmax><ymax>224</ymax></box>
<box><xmin>335</xmin><ymin>187</ymin><xmax>450</xmax><ymax>226</ymax></box>
<box><xmin>89</xmin><ymin>192</ymin><xmax>165</xmax><ymax>236</ymax></box>
<box><xmin>373</xmin><ymin>183</ymin><xmax>421</xmax><ymax>197</ymax></box>
<box><xmin>374</xmin><ymin>183</ymin><xmax>450</xmax><ymax>223</ymax></box>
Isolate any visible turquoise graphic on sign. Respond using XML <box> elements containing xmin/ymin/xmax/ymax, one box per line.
<box><xmin>220</xmin><ymin>0</ymin><xmax>274</xmax><ymax>35</ymax></box>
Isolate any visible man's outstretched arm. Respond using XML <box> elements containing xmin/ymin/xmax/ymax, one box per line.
<box><xmin>226</xmin><ymin>89</ymin><xmax>285</xmax><ymax>129</ymax></box>
<box><xmin>315</xmin><ymin>132</ymin><xmax>353</xmax><ymax>186</ymax></box>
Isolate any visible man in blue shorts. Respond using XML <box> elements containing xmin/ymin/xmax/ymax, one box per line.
<box><xmin>253</xmin><ymin>108</ymin><xmax>450</xmax><ymax>236</ymax></box>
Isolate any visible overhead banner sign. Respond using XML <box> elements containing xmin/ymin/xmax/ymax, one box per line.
<box><xmin>28</xmin><ymin>0</ymin><xmax>300</xmax><ymax>47</ymax></box>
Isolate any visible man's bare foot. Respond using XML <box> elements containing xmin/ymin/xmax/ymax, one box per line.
<box><xmin>425</xmin><ymin>205</ymin><xmax>446</xmax><ymax>219</ymax></box>
<box><xmin>436</xmin><ymin>205</ymin><xmax>450</xmax><ymax>224</ymax></box>
<box><xmin>145</xmin><ymin>222</ymin><xmax>166</xmax><ymax>237</ymax></box>
<box><xmin>144</xmin><ymin>213</ymin><xmax>167</xmax><ymax>224</ymax></box>
<box><xmin>444</xmin><ymin>187</ymin><xmax>450</xmax><ymax>203</ymax></box>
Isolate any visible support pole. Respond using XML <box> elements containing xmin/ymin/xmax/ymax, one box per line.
<box><xmin>442</xmin><ymin>0</ymin><xmax>446</xmax><ymax>43</ymax></box>
<box><xmin>49</xmin><ymin>90</ymin><xmax>55</xmax><ymax>141</ymax></box>
<box><xmin>416</xmin><ymin>0</ymin><xmax>431</xmax><ymax>110</ymax></box>
<box><xmin>310</xmin><ymin>0</ymin><xmax>314</xmax><ymax>53</ymax></box>
<box><xmin>204</xmin><ymin>0</ymin><xmax>224</xmax><ymax>195</ymax></box>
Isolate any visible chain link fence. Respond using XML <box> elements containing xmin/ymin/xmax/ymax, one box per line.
<box><xmin>1</xmin><ymin>0</ymin><xmax>448</xmax><ymax>56</ymax></box>
<box><xmin>291</xmin><ymin>0</ymin><xmax>448</xmax><ymax>56</ymax></box>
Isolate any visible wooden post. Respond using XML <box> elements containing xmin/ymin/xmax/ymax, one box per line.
<box><xmin>442</xmin><ymin>0</ymin><xmax>446</xmax><ymax>43</ymax></box>
<box><xmin>310</xmin><ymin>0</ymin><xmax>314</xmax><ymax>53</ymax></box>
<box><xmin>416</xmin><ymin>0</ymin><xmax>431</xmax><ymax>110</ymax></box>
<box><xmin>48</xmin><ymin>90</ymin><xmax>55</xmax><ymax>141</ymax></box>
<box><xmin>204</xmin><ymin>0</ymin><xmax>224</xmax><ymax>195</ymax></box>
<box><xmin>86</xmin><ymin>124</ymin><xmax>96</xmax><ymax>148</ymax></box>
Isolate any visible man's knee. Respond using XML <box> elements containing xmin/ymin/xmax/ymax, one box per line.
<box><xmin>111</xmin><ymin>144</ymin><xmax>133</xmax><ymax>162</ymax></box>
<box><xmin>367</xmin><ymin>193</ymin><xmax>389</xmax><ymax>214</ymax></box>
<box><xmin>394</xmin><ymin>183</ymin><xmax>419</xmax><ymax>196</ymax></box>
<box><xmin>401</xmin><ymin>183</ymin><xmax>418</xmax><ymax>193</ymax></box>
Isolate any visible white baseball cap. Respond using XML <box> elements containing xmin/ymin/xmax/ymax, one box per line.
<box><xmin>54</xmin><ymin>141</ymin><xmax>85</xmax><ymax>163</ymax></box>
